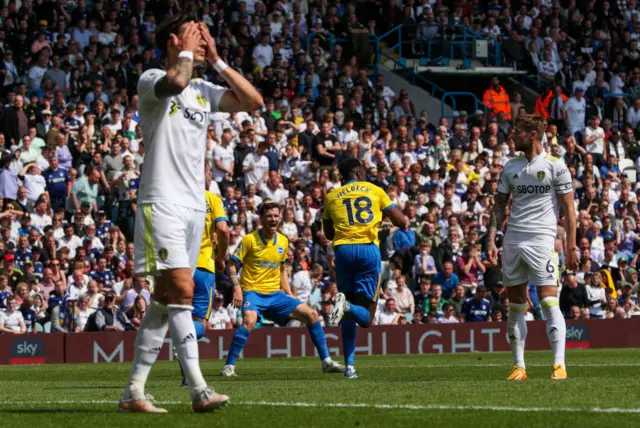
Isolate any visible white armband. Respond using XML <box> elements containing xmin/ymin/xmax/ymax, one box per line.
<box><xmin>213</xmin><ymin>59</ymin><xmax>228</xmax><ymax>73</ymax></box>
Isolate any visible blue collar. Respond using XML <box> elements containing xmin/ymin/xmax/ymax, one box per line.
<box><xmin>346</xmin><ymin>180</ymin><xmax>358</xmax><ymax>184</ymax></box>
<box><xmin>258</xmin><ymin>229</ymin><xmax>277</xmax><ymax>246</ymax></box>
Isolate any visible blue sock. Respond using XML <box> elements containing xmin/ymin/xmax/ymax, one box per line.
<box><xmin>341</xmin><ymin>320</ymin><xmax>357</xmax><ymax>367</ymax></box>
<box><xmin>193</xmin><ymin>320</ymin><xmax>206</xmax><ymax>340</ymax></box>
<box><xmin>345</xmin><ymin>302</ymin><xmax>371</xmax><ymax>328</ymax></box>
<box><xmin>225</xmin><ymin>326</ymin><xmax>251</xmax><ymax>366</ymax></box>
<box><xmin>307</xmin><ymin>321</ymin><xmax>330</xmax><ymax>361</ymax></box>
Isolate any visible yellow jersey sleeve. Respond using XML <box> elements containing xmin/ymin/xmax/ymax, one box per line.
<box><xmin>210</xmin><ymin>193</ymin><xmax>228</xmax><ymax>224</ymax></box>
<box><xmin>324</xmin><ymin>181</ymin><xmax>392</xmax><ymax>247</ymax></box>
<box><xmin>196</xmin><ymin>191</ymin><xmax>229</xmax><ymax>273</ymax></box>
<box><xmin>231</xmin><ymin>234</ymin><xmax>252</xmax><ymax>265</ymax></box>
<box><xmin>374</xmin><ymin>185</ymin><xmax>395</xmax><ymax>212</ymax></box>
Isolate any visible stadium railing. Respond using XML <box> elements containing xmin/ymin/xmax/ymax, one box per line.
<box><xmin>440</xmin><ymin>91</ymin><xmax>490</xmax><ymax>120</ymax></box>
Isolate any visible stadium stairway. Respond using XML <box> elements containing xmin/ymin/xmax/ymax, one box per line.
<box><xmin>377</xmin><ymin>61</ymin><xmax>454</xmax><ymax>125</ymax></box>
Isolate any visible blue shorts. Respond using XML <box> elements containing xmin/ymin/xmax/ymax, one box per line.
<box><xmin>243</xmin><ymin>290</ymin><xmax>301</xmax><ymax>325</ymax></box>
<box><xmin>334</xmin><ymin>243</ymin><xmax>382</xmax><ymax>303</ymax></box>
<box><xmin>192</xmin><ymin>268</ymin><xmax>215</xmax><ymax>320</ymax></box>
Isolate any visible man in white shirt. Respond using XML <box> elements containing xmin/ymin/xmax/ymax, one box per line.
<box><xmin>375</xmin><ymin>298</ymin><xmax>403</xmax><ymax>325</ymax></box>
<box><xmin>260</xmin><ymin>171</ymin><xmax>288</xmax><ymax>205</ymax></box>
<box><xmin>57</xmin><ymin>224</ymin><xmax>83</xmax><ymax>258</ymax></box>
<box><xmin>27</xmin><ymin>52</ymin><xmax>48</xmax><ymax>90</ymax></box>
<box><xmin>563</xmin><ymin>87</ymin><xmax>586</xmax><ymax>140</ymax></box>
<box><xmin>252</xmin><ymin>34</ymin><xmax>274</xmax><ymax>69</ymax></box>
<box><xmin>338</xmin><ymin>118</ymin><xmax>358</xmax><ymax>144</ymax></box>
<box><xmin>18</xmin><ymin>135</ymin><xmax>39</xmax><ymax>164</ymax></box>
<box><xmin>208</xmin><ymin>293</ymin><xmax>232</xmax><ymax>329</ymax></box>
<box><xmin>627</xmin><ymin>98</ymin><xmax>640</xmax><ymax>129</ymax></box>
<box><xmin>105</xmin><ymin>109</ymin><xmax>123</xmax><ymax>134</ymax></box>
<box><xmin>584</xmin><ymin>115</ymin><xmax>606</xmax><ymax>165</ymax></box>
<box><xmin>67</xmin><ymin>268</ymin><xmax>89</xmax><ymax>300</ymax></box>
<box><xmin>292</xmin><ymin>264</ymin><xmax>323</xmax><ymax>305</ymax></box>
<box><xmin>537</xmin><ymin>50</ymin><xmax>558</xmax><ymax>85</ymax></box>
<box><xmin>212</xmin><ymin>130</ymin><xmax>234</xmax><ymax>182</ymax></box>
<box><xmin>20</xmin><ymin>164</ymin><xmax>46</xmax><ymax>205</ymax></box>
<box><xmin>31</xmin><ymin>198</ymin><xmax>52</xmax><ymax>229</ymax></box>
<box><xmin>242</xmin><ymin>142</ymin><xmax>269</xmax><ymax>187</ymax></box>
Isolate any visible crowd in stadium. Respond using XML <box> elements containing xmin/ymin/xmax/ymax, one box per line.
<box><xmin>0</xmin><ymin>0</ymin><xmax>639</xmax><ymax>335</ymax></box>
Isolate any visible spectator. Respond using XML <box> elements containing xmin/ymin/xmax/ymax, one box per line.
<box><xmin>65</xmin><ymin>166</ymin><xmax>101</xmax><ymax>215</ymax></box>
<box><xmin>456</xmin><ymin>245</ymin><xmax>486</xmax><ymax>295</ymax></box>
<box><xmin>413</xmin><ymin>276</ymin><xmax>431</xmax><ymax>311</ymax></box>
<box><xmin>586</xmin><ymin>272</ymin><xmax>607</xmax><ymax>319</ymax></box>
<box><xmin>448</xmin><ymin>285</ymin><xmax>466</xmax><ymax>317</ymax></box>
<box><xmin>209</xmin><ymin>292</ymin><xmax>233</xmax><ymax>330</ymax></box>
<box><xmin>563</xmin><ymin>88</ymin><xmax>586</xmax><ymax>144</ymax></box>
<box><xmin>375</xmin><ymin>298</ymin><xmax>404</xmax><ymax>325</ymax></box>
<box><xmin>439</xmin><ymin>304</ymin><xmax>459</xmax><ymax>324</ymax></box>
<box><xmin>92</xmin><ymin>291</ymin><xmax>133</xmax><ymax>332</ymax></box>
<box><xmin>74</xmin><ymin>294</ymin><xmax>94</xmax><ymax>332</ymax></box>
<box><xmin>432</xmin><ymin>261</ymin><xmax>460</xmax><ymax>299</ymax></box>
<box><xmin>0</xmin><ymin>296</ymin><xmax>26</xmax><ymax>334</ymax></box>
<box><xmin>461</xmin><ymin>285</ymin><xmax>492</xmax><ymax>322</ymax></box>
<box><xmin>4</xmin><ymin>95</ymin><xmax>28</xmax><ymax>146</ymax></box>
<box><xmin>482</xmin><ymin>77</ymin><xmax>511</xmax><ymax>120</ymax></box>
<box><xmin>125</xmin><ymin>295</ymin><xmax>147</xmax><ymax>330</ymax></box>
<box><xmin>389</xmin><ymin>274</ymin><xmax>414</xmax><ymax>315</ymax></box>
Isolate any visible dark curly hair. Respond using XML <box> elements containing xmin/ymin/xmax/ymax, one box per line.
<box><xmin>154</xmin><ymin>13</ymin><xmax>200</xmax><ymax>56</ymax></box>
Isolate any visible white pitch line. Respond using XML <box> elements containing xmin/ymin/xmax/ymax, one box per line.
<box><xmin>250</xmin><ymin>363</ymin><xmax>640</xmax><ymax>369</ymax></box>
<box><xmin>1</xmin><ymin>400</ymin><xmax>640</xmax><ymax>414</ymax></box>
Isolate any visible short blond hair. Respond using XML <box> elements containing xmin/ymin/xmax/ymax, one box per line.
<box><xmin>515</xmin><ymin>114</ymin><xmax>547</xmax><ymax>136</ymax></box>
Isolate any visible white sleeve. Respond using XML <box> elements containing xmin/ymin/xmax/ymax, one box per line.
<box><xmin>137</xmin><ymin>69</ymin><xmax>167</xmax><ymax>102</ymax></box>
<box><xmin>553</xmin><ymin>162</ymin><xmax>573</xmax><ymax>195</ymax></box>
<box><xmin>291</xmin><ymin>274</ymin><xmax>301</xmax><ymax>290</ymax></box>
<box><xmin>497</xmin><ymin>167</ymin><xmax>511</xmax><ymax>195</ymax></box>
<box><xmin>202</xmin><ymin>81</ymin><xmax>229</xmax><ymax>112</ymax></box>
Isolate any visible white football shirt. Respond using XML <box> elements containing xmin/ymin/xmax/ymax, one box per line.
<box><xmin>498</xmin><ymin>152</ymin><xmax>572</xmax><ymax>244</ymax></box>
<box><xmin>136</xmin><ymin>69</ymin><xmax>227</xmax><ymax>212</ymax></box>
<box><xmin>212</xmin><ymin>144</ymin><xmax>234</xmax><ymax>182</ymax></box>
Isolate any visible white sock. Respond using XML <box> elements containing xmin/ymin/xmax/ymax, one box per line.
<box><xmin>123</xmin><ymin>301</ymin><xmax>169</xmax><ymax>400</ymax></box>
<box><xmin>507</xmin><ymin>303</ymin><xmax>528</xmax><ymax>369</ymax></box>
<box><xmin>168</xmin><ymin>305</ymin><xmax>208</xmax><ymax>393</ymax></box>
<box><xmin>541</xmin><ymin>296</ymin><xmax>566</xmax><ymax>370</ymax></box>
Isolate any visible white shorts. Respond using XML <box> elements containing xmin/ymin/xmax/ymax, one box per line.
<box><xmin>502</xmin><ymin>243</ymin><xmax>559</xmax><ymax>287</ymax></box>
<box><xmin>134</xmin><ymin>202</ymin><xmax>205</xmax><ymax>275</ymax></box>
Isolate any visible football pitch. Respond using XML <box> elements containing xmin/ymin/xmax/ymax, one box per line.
<box><xmin>1</xmin><ymin>349</ymin><xmax>638</xmax><ymax>427</ymax></box>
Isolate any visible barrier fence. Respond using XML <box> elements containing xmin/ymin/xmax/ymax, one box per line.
<box><xmin>3</xmin><ymin>318</ymin><xmax>639</xmax><ymax>365</ymax></box>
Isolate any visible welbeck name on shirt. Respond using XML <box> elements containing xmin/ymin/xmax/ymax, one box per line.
<box><xmin>1</xmin><ymin>319</ymin><xmax>639</xmax><ymax>365</ymax></box>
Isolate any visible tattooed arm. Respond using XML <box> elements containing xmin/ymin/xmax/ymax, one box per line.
<box><xmin>486</xmin><ymin>192</ymin><xmax>509</xmax><ymax>265</ymax></box>
<box><xmin>153</xmin><ymin>22</ymin><xmax>201</xmax><ymax>99</ymax></box>
<box><xmin>154</xmin><ymin>56</ymin><xmax>194</xmax><ymax>99</ymax></box>
<box><xmin>229</xmin><ymin>261</ymin><xmax>243</xmax><ymax>308</ymax></box>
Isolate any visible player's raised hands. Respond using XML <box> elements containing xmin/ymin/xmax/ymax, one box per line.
<box><xmin>171</xmin><ymin>21</ymin><xmax>200</xmax><ymax>55</ymax></box>
<box><xmin>198</xmin><ymin>22</ymin><xmax>219</xmax><ymax>62</ymax></box>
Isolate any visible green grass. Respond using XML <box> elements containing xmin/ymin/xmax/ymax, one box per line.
<box><xmin>0</xmin><ymin>349</ymin><xmax>639</xmax><ymax>427</ymax></box>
